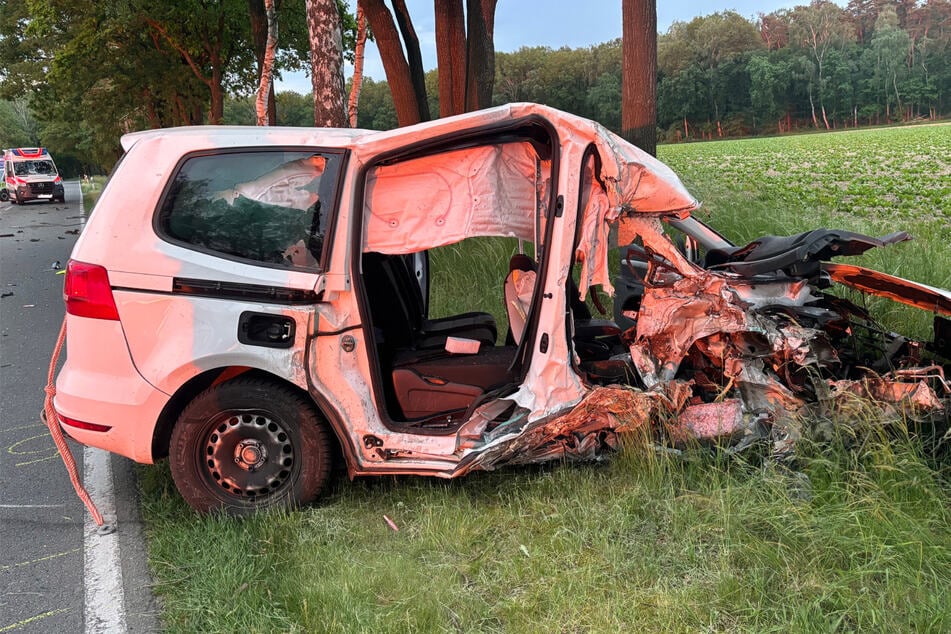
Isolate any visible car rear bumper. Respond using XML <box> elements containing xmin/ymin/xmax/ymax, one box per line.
<box><xmin>54</xmin><ymin>316</ymin><xmax>169</xmax><ymax>464</ymax></box>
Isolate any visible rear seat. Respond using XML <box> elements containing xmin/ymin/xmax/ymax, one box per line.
<box><xmin>390</xmin><ymin>346</ymin><xmax>517</xmax><ymax>420</ymax></box>
<box><xmin>362</xmin><ymin>252</ymin><xmax>511</xmax><ymax>422</ymax></box>
<box><xmin>362</xmin><ymin>252</ymin><xmax>497</xmax><ymax>349</ymax></box>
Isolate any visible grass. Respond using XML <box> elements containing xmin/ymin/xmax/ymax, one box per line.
<box><xmin>79</xmin><ymin>175</ymin><xmax>107</xmax><ymax>210</ymax></box>
<box><xmin>139</xmin><ymin>123</ymin><xmax>951</xmax><ymax>632</ymax></box>
<box><xmin>141</xmin><ymin>430</ymin><xmax>951</xmax><ymax>633</ymax></box>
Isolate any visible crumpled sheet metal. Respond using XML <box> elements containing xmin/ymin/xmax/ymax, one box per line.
<box><xmin>665</xmin><ymin>400</ymin><xmax>746</xmax><ymax>444</ymax></box>
<box><xmin>459</xmin><ymin>327</ymin><xmax>945</xmax><ymax>474</ymax></box>
<box><xmin>825</xmin><ymin>262</ymin><xmax>951</xmax><ymax>318</ymax></box>
<box><xmin>829</xmin><ymin>375</ymin><xmax>945</xmax><ymax>411</ymax></box>
<box><xmin>459</xmin><ymin>382</ymin><xmax>784</xmax><ymax>475</ymax></box>
<box><xmin>455</xmin><ymin>386</ymin><xmax>661</xmax><ymax>474</ymax></box>
<box><xmin>576</xmin><ymin>155</ymin><xmax>617</xmax><ymax>297</ymax></box>
<box><xmin>631</xmin><ymin>273</ymin><xmax>750</xmax><ymax>387</ymax></box>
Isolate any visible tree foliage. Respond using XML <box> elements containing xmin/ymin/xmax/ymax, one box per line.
<box><xmin>4</xmin><ymin>1</ymin><xmax>951</xmax><ymax>169</ymax></box>
<box><xmin>0</xmin><ymin>0</ymin><xmax>314</xmax><ymax>168</ymax></box>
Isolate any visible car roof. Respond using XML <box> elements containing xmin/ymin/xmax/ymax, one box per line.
<box><xmin>120</xmin><ymin>103</ymin><xmax>698</xmax><ymax>215</ymax></box>
<box><xmin>120</xmin><ymin>125</ymin><xmax>372</xmax><ymax>152</ymax></box>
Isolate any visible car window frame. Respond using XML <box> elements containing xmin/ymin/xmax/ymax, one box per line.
<box><xmin>154</xmin><ymin>146</ymin><xmax>348</xmax><ymax>273</ymax></box>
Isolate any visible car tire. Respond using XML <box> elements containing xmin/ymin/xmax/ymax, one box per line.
<box><xmin>0</xmin><ymin>190</ymin><xmax>8</xmax><ymax>202</ymax></box>
<box><xmin>169</xmin><ymin>377</ymin><xmax>333</xmax><ymax>515</ymax></box>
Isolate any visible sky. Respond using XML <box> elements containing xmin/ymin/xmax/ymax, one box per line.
<box><xmin>275</xmin><ymin>0</ymin><xmax>822</xmax><ymax>94</ymax></box>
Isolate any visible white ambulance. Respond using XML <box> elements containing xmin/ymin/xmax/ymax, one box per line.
<box><xmin>3</xmin><ymin>147</ymin><xmax>65</xmax><ymax>204</ymax></box>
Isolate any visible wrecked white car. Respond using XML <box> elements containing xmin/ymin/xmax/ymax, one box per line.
<box><xmin>54</xmin><ymin>103</ymin><xmax>950</xmax><ymax>514</ymax></box>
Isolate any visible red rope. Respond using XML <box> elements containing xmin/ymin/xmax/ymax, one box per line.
<box><xmin>42</xmin><ymin>317</ymin><xmax>105</xmax><ymax>526</ymax></box>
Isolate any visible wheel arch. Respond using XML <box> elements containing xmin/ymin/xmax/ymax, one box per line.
<box><xmin>152</xmin><ymin>366</ymin><xmax>351</xmax><ymax>470</ymax></box>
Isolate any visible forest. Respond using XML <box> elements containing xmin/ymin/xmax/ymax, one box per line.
<box><xmin>1</xmin><ymin>0</ymin><xmax>949</xmax><ymax>173</ymax></box>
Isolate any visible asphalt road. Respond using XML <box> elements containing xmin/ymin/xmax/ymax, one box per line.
<box><xmin>0</xmin><ymin>182</ymin><xmax>159</xmax><ymax>632</ymax></box>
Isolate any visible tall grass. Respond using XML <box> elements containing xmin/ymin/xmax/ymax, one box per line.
<box><xmin>141</xmin><ymin>417</ymin><xmax>950</xmax><ymax>632</ymax></box>
<box><xmin>139</xmin><ymin>124</ymin><xmax>951</xmax><ymax>632</ymax></box>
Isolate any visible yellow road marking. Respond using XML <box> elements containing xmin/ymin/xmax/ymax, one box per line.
<box><xmin>0</xmin><ymin>422</ymin><xmax>44</xmax><ymax>434</ymax></box>
<box><xmin>14</xmin><ymin>452</ymin><xmax>60</xmax><ymax>467</ymax></box>
<box><xmin>0</xmin><ymin>608</ymin><xmax>70</xmax><ymax>632</ymax></box>
<box><xmin>6</xmin><ymin>432</ymin><xmax>59</xmax><ymax>467</ymax></box>
<box><xmin>7</xmin><ymin>433</ymin><xmax>55</xmax><ymax>456</ymax></box>
<box><xmin>0</xmin><ymin>548</ymin><xmax>79</xmax><ymax>572</ymax></box>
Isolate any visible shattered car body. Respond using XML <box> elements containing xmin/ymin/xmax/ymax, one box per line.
<box><xmin>54</xmin><ymin>103</ymin><xmax>950</xmax><ymax>513</ymax></box>
<box><xmin>607</xmin><ymin>220</ymin><xmax>949</xmax><ymax>459</ymax></box>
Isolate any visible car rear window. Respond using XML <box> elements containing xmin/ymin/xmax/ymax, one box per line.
<box><xmin>157</xmin><ymin>150</ymin><xmax>341</xmax><ymax>270</ymax></box>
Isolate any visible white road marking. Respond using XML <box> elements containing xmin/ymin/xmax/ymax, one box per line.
<box><xmin>76</xmin><ymin>184</ymin><xmax>127</xmax><ymax>632</ymax></box>
<box><xmin>83</xmin><ymin>447</ymin><xmax>127</xmax><ymax>633</ymax></box>
<box><xmin>77</xmin><ymin>180</ymin><xmax>87</xmax><ymax>227</ymax></box>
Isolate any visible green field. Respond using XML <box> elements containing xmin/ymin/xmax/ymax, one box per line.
<box><xmin>140</xmin><ymin>124</ymin><xmax>951</xmax><ymax>633</ymax></box>
<box><xmin>663</xmin><ymin>124</ymin><xmax>951</xmax><ymax>340</ymax></box>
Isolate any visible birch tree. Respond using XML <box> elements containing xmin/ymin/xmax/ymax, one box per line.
<box><xmin>255</xmin><ymin>0</ymin><xmax>279</xmax><ymax>125</ymax></box>
<box><xmin>348</xmin><ymin>5</ymin><xmax>368</xmax><ymax>126</ymax></box>
<box><xmin>306</xmin><ymin>0</ymin><xmax>347</xmax><ymax>126</ymax></box>
<box><xmin>787</xmin><ymin>1</ymin><xmax>853</xmax><ymax>129</ymax></box>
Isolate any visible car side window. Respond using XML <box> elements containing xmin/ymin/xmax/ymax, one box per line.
<box><xmin>158</xmin><ymin>150</ymin><xmax>340</xmax><ymax>269</ymax></box>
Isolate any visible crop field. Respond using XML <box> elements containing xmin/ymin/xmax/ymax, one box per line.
<box><xmin>663</xmin><ymin>124</ymin><xmax>951</xmax><ymax>227</ymax></box>
<box><xmin>662</xmin><ymin>123</ymin><xmax>951</xmax><ymax>340</ymax></box>
<box><xmin>138</xmin><ymin>124</ymin><xmax>951</xmax><ymax>633</ymax></box>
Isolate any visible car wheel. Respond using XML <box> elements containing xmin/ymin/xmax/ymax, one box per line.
<box><xmin>0</xmin><ymin>190</ymin><xmax>8</xmax><ymax>202</ymax></box>
<box><xmin>169</xmin><ymin>377</ymin><xmax>333</xmax><ymax>515</ymax></box>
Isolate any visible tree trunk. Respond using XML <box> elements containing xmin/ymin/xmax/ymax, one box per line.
<box><xmin>348</xmin><ymin>5</ymin><xmax>368</xmax><ymax>127</ymax></box>
<box><xmin>821</xmin><ymin>104</ymin><xmax>830</xmax><ymax>130</ymax></box>
<box><xmin>391</xmin><ymin>0</ymin><xmax>430</xmax><ymax>121</ymax></box>
<box><xmin>249</xmin><ymin>1</ymin><xmax>274</xmax><ymax>125</ymax></box>
<box><xmin>255</xmin><ymin>0</ymin><xmax>278</xmax><ymax>126</ymax></box>
<box><xmin>465</xmin><ymin>0</ymin><xmax>497</xmax><ymax>111</ymax></box>
<box><xmin>621</xmin><ymin>0</ymin><xmax>657</xmax><ymax>156</ymax></box>
<box><xmin>209</xmin><ymin>62</ymin><xmax>224</xmax><ymax>124</ymax></box>
<box><xmin>143</xmin><ymin>89</ymin><xmax>162</xmax><ymax>128</ymax></box>
<box><xmin>360</xmin><ymin>0</ymin><xmax>423</xmax><ymax>125</ymax></box>
<box><xmin>249</xmin><ymin>0</ymin><xmax>278</xmax><ymax>124</ymax></box>
<box><xmin>435</xmin><ymin>0</ymin><xmax>467</xmax><ymax>117</ymax></box>
<box><xmin>808</xmin><ymin>88</ymin><xmax>819</xmax><ymax>128</ymax></box>
<box><xmin>306</xmin><ymin>0</ymin><xmax>347</xmax><ymax>127</ymax></box>
<box><xmin>892</xmin><ymin>73</ymin><xmax>902</xmax><ymax>115</ymax></box>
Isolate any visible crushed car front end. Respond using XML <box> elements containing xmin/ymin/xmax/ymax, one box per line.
<box><xmin>436</xmin><ymin>105</ymin><xmax>949</xmax><ymax>475</ymax></box>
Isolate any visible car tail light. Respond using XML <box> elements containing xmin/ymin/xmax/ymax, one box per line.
<box><xmin>64</xmin><ymin>260</ymin><xmax>120</xmax><ymax>320</ymax></box>
<box><xmin>54</xmin><ymin>175</ymin><xmax>62</xmax><ymax>184</ymax></box>
<box><xmin>59</xmin><ymin>415</ymin><xmax>112</xmax><ymax>432</ymax></box>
